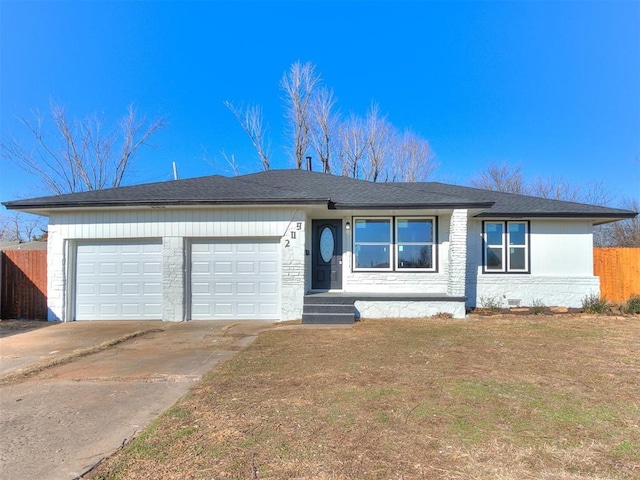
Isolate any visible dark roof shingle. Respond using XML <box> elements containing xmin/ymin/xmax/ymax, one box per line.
<box><xmin>3</xmin><ymin>169</ymin><xmax>636</xmax><ymax>221</ymax></box>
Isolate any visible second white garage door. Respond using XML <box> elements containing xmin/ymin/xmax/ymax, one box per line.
<box><xmin>190</xmin><ymin>240</ymin><xmax>280</xmax><ymax>320</ymax></box>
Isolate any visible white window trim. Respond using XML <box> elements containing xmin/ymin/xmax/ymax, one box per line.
<box><xmin>395</xmin><ymin>217</ymin><xmax>437</xmax><ymax>272</ymax></box>
<box><xmin>353</xmin><ymin>217</ymin><xmax>393</xmax><ymax>271</ymax></box>
<box><xmin>483</xmin><ymin>220</ymin><xmax>530</xmax><ymax>274</ymax></box>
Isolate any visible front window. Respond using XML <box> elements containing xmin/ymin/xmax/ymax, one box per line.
<box><xmin>353</xmin><ymin>218</ymin><xmax>392</xmax><ymax>269</ymax></box>
<box><xmin>396</xmin><ymin>218</ymin><xmax>435</xmax><ymax>270</ymax></box>
<box><xmin>353</xmin><ymin>217</ymin><xmax>437</xmax><ymax>271</ymax></box>
<box><xmin>483</xmin><ymin>221</ymin><xmax>529</xmax><ymax>273</ymax></box>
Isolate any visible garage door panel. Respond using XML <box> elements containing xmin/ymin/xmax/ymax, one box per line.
<box><xmin>213</xmin><ymin>303</ymin><xmax>233</xmax><ymax>316</ymax></box>
<box><xmin>122</xmin><ymin>304</ymin><xmax>141</xmax><ymax>315</ymax></box>
<box><xmin>237</xmin><ymin>283</ymin><xmax>255</xmax><ymax>294</ymax></box>
<box><xmin>75</xmin><ymin>240</ymin><xmax>162</xmax><ymax>320</ymax></box>
<box><xmin>213</xmin><ymin>243</ymin><xmax>233</xmax><ymax>254</ymax></box>
<box><xmin>237</xmin><ymin>303</ymin><xmax>256</xmax><ymax>315</ymax></box>
<box><xmin>190</xmin><ymin>240</ymin><xmax>279</xmax><ymax>320</ymax></box>
<box><xmin>143</xmin><ymin>262</ymin><xmax>162</xmax><ymax>275</ymax></box>
<box><xmin>260</xmin><ymin>243</ymin><xmax>278</xmax><ymax>253</ymax></box>
<box><xmin>99</xmin><ymin>283</ymin><xmax>118</xmax><ymax>295</ymax></box>
<box><xmin>236</xmin><ymin>261</ymin><xmax>256</xmax><ymax>274</ymax></box>
<box><xmin>213</xmin><ymin>261</ymin><xmax>233</xmax><ymax>274</ymax></box>
<box><xmin>213</xmin><ymin>282</ymin><xmax>233</xmax><ymax>295</ymax></box>
<box><xmin>143</xmin><ymin>282</ymin><xmax>162</xmax><ymax>295</ymax></box>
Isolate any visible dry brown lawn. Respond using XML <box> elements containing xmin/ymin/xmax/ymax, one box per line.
<box><xmin>89</xmin><ymin>315</ymin><xmax>640</xmax><ymax>480</ymax></box>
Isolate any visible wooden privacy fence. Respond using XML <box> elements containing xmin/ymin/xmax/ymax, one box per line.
<box><xmin>594</xmin><ymin>247</ymin><xmax>640</xmax><ymax>303</ymax></box>
<box><xmin>0</xmin><ymin>250</ymin><xmax>48</xmax><ymax>320</ymax></box>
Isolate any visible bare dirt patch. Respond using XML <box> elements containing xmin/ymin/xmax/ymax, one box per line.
<box><xmin>0</xmin><ymin>319</ymin><xmax>55</xmax><ymax>338</ymax></box>
<box><xmin>88</xmin><ymin>316</ymin><xmax>640</xmax><ymax>480</ymax></box>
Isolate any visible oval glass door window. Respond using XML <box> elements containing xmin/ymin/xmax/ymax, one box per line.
<box><xmin>320</xmin><ymin>226</ymin><xmax>335</xmax><ymax>263</ymax></box>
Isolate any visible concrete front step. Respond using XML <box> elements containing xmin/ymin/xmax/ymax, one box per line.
<box><xmin>302</xmin><ymin>294</ymin><xmax>356</xmax><ymax>324</ymax></box>
<box><xmin>301</xmin><ymin>312</ymin><xmax>355</xmax><ymax>325</ymax></box>
<box><xmin>303</xmin><ymin>303</ymin><xmax>355</xmax><ymax>314</ymax></box>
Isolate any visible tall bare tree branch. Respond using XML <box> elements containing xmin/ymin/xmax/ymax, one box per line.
<box><xmin>1</xmin><ymin>102</ymin><xmax>165</xmax><ymax>194</ymax></box>
<box><xmin>280</xmin><ymin>61</ymin><xmax>321</xmax><ymax>169</ymax></box>
<box><xmin>310</xmin><ymin>87</ymin><xmax>338</xmax><ymax>174</ymax></box>
<box><xmin>387</xmin><ymin>131</ymin><xmax>437</xmax><ymax>182</ymax></box>
<box><xmin>337</xmin><ymin>116</ymin><xmax>367</xmax><ymax>178</ymax></box>
<box><xmin>224</xmin><ymin>100</ymin><xmax>270</xmax><ymax>171</ymax></box>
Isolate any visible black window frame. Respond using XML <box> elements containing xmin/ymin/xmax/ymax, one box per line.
<box><xmin>482</xmin><ymin>220</ymin><xmax>531</xmax><ymax>274</ymax></box>
<box><xmin>352</xmin><ymin>216</ymin><xmax>438</xmax><ymax>273</ymax></box>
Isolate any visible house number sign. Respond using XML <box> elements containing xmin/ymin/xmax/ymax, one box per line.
<box><xmin>284</xmin><ymin>222</ymin><xmax>303</xmax><ymax>247</ymax></box>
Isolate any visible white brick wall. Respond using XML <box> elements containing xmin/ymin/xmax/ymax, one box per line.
<box><xmin>473</xmin><ymin>276</ymin><xmax>599</xmax><ymax>308</ymax></box>
<box><xmin>447</xmin><ymin>209</ymin><xmax>468</xmax><ymax>297</ymax></box>
<box><xmin>355</xmin><ymin>300</ymin><xmax>466</xmax><ymax>319</ymax></box>
<box><xmin>162</xmin><ymin>237</ymin><xmax>185</xmax><ymax>322</ymax></box>
<box><xmin>46</xmin><ymin>226</ymin><xmax>66</xmax><ymax>322</ymax></box>
<box><xmin>280</xmin><ymin>216</ymin><xmax>306</xmax><ymax>321</ymax></box>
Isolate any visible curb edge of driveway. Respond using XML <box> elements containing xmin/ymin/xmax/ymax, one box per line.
<box><xmin>0</xmin><ymin>328</ymin><xmax>165</xmax><ymax>386</ymax></box>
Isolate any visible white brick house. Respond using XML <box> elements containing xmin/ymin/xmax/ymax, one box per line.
<box><xmin>4</xmin><ymin>170</ymin><xmax>635</xmax><ymax>323</ymax></box>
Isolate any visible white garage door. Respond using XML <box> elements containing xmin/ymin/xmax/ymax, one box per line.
<box><xmin>75</xmin><ymin>241</ymin><xmax>162</xmax><ymax>320</ymax></box>
<box><xmin>190</xmin><ymin>240</ymin><xmax>279</xmax><ymax>320</ymax></box>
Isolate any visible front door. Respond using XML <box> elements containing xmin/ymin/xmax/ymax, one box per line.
<box><xmin>312</xmin><ymin>219</ymin><xmax>343</xmax><ymax>290</ymax></box>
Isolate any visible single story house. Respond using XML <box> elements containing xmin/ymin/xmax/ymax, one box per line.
<box><xmin>3</xmin><ymin>169</ymin><xmax>636</xmax><ymax>323</ymax></box>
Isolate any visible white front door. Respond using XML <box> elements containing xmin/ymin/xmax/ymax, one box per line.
<box><xmin>75</xmin><ymin>240</ymin><xmax>163</xmax><ymax>320</ymax></box>
<box><xmin>190</xmin><ymin>240</ymin><xmax>279</xmax><ymax>320</ymax></box>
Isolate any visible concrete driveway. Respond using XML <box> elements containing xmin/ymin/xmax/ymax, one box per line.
<box><xmin>0</xmin><ymin>320</ymin><xmax>272</xmax><ymax>480</ymax></box>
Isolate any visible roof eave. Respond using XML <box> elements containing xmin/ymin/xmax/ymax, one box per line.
<box><xmin>475</xmin><ymin>212</ymin><xmax>637</xmax><ymax>221</ymax></box>
<box><xmin>3</xmin><ymin>198</ymin><xmax>331</xmax><ymax>211</ymax></box>
<box><xmin>331</xmin><ymin>202</ymin><xmax>495</xmax><ymax>210</ymax></box>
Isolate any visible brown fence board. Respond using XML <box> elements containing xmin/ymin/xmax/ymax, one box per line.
<box><xmin>594</xmin><ymin>247</ymin><xmax>640</xmax><ymax>303</ymax></box>
<box><xmin>1</xmin><ymin>250</ymin><xmax>48</xmax><ymax>320</ymax></box>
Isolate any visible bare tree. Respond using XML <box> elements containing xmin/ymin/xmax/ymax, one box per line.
<box><xmin>530</xmin><ymin>176</ymin><xmax>582</xmax><ymax>202</ymax></box>
<box><xmin>386</xmin><ymin>131</ymin><xmax>437</xmax><ymax>182</ymax></box>
<box><xmin>472</xmin><ymin>163</ymin><xmax>617</xmax><ymax>206</ymax></box>
<box><xmin>337</xmin><ymin>116</ymin><xmax>368</xmax><ymax>178</ymax></box>
<box><xmin>595</xmin><ymin>197</ymin><xmax>640</xmax><ymax>247</ymax></box>
<box><xmin>310</xmin><ymin>87</ymin><xmax>338</xmax><ymax>173</ymax></box>
<box><xmin>363</xmin><ymin>103</ymin><xmax>394</xmax><ymax>182</ymax></box>
<box><xmin>1</xmin><ymin>102</ymin><xmax>165</xmax><ymax>195</ymax></box>
<box><xmin>0</xmin><ymin>213</ymin><xmax>46</xmax><ymax>242</ymax></box>
<box><xmin>227</xmin><ymin>61</ymin><xmax>439</xmax><ymax>182</ymax></box>
<box><xmin>470</xmin><ymin>163</ymin><xmax>527</xmax><ymax>195</ymax></box>
<box><xmin>280</xmin><ymin>61</ymin><xmax>321</xmax><ymax>169</ymax></box>
<box><xmin>223</xmin><ymin>101</ymin><xmax>270</xmax><ymax>171</ymax></box>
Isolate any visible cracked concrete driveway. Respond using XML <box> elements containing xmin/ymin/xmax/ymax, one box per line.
<box><xmin>0</xmin><ymin>320</ymin><xmax>272</xmax><ymax>480</ymax></box>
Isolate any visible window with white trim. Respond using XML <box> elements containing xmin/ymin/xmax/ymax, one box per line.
<box><xmin>353</xmin><ymin>218</ymin><xmax>392</xmax><ymax>270</ymax></box>
<box><xmin>483</xmin><ymin>221</ymin><xmax>529</xmax><ymax>273</ymax></box>
<box><xmin>396</xmin><ymin>218</ymin><xmax>435</xmax><ymax>270</ymax></box>
<box><xmin>353</xmin><ymin>217</ymin><xmax>437</xmax><ymax>271</ymax></box>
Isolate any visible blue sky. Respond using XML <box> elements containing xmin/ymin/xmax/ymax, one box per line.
<box><xmin>1</xmin><ymin>0</ymin><xmax>638</xmax><ymax>206</ymax></box>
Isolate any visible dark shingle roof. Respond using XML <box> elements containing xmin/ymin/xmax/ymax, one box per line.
<box><xmin>3</xmin><ymin>169</ymin><xmax>636</xmax><ymax>221</ymax></box>
<box><xmin>237</xmin><ymin>170</ymin><xmax>492</xmax><ymax>209</ymax></box>
<box><xmin>397</xmin><ymin>182</ymin><xmax>636</xmax><ymax>219</ymax></box>
<box><xmin>2</xmin><ymin>174</ymin><xmax>330</xmax><ymax>209</ymax></box>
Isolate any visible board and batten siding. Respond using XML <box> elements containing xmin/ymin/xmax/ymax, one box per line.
<box><xmin>51</xmin><ymin>208</ymin><xmax>300</xmax><ymax>239</ymax></box>
<box><xmin>465</xmin><ymin>219</ymin><xmax>599</xmax><ymax>308</ymax></box>
<box><xmin>47</xmin><ymin>207</ymin><xmax>306</xmax><ymax>322</ymax></box>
